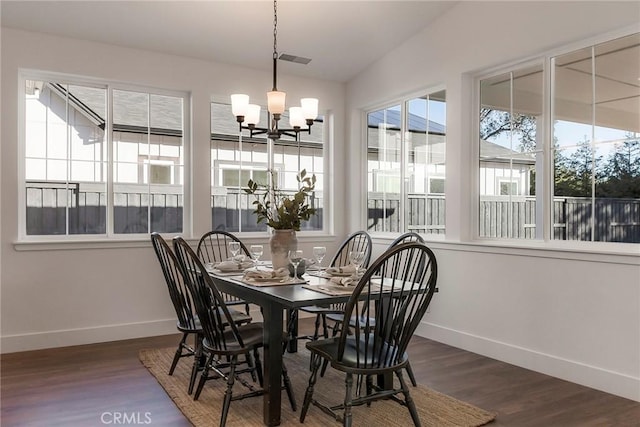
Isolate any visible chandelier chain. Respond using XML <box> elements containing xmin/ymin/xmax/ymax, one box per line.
<box><xmin>273</xmin><ymin>0</ymin><xmax>278</xmax><ymax>60</ymax></box>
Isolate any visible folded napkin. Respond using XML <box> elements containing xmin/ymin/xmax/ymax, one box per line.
<box><xmin>326</xmin><ymin>265</ymin><xmax>356</xmax><ymax>275</ymax></box>
<box><xmin>216</xmin><ymin>260</ymin><xmax>253</xmax><ymax>272</ymax></box>
<box><xmin>243</xmin><ymin>267</ymin><xmax>289</xmax><ymax>280</ymax></box>
<box><xmin>330</xmin><ymin>276</ymin><xmax>355</xmax><ymax>287</ymax></box>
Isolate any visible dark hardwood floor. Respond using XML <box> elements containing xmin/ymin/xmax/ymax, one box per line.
<box><xmin>1</xmin><ymin>318</ymin><xmax>638</xmax><ymax>426</ymax></box>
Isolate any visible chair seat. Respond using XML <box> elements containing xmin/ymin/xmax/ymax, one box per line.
<box><xmin>306</xmin><ymin>336</ymin><xmax>408</xmax><ymax>374</ymax></box>
<box><xmin>176</xmin><ymin>321</ymin><xmax>201</xmax><ymax>334</ymax></box>
<box><xmin>325</xmin><ymin>312</ymin><xmax>345</xmax><ymax>323</ymax></box>
<box><xmin>203</xmin><ymin>322</ymin><xmax>264</xmax><ymax>355</ymax></box>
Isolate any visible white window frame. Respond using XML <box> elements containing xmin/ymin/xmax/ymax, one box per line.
<box><xmin>363</xmin><ymin>85</ymin><xmax>447</xmax><ymax>238</ymax></box>
<box><xmin>473</xmin><ymin>26</ymin><xmax>640</xmax><ymax>248</ymax></box>
<box><xmin>17</xmin><ymin>69</ymin><xmax>191</xmax><ymax>242</ymax></box>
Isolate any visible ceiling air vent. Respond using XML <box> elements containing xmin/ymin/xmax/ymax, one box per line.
<box><xmin>279</xmin><ymin>53</ymin><xmax>312</xmax><ymax>65</ymax></box>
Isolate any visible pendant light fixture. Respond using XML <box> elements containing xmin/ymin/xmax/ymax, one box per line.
<box><xmin>231</xmin><ymin>0</ymin><xmax>318</xmax><ymax>140</ymax></box>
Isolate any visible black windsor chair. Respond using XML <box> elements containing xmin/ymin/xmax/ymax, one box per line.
<box><xmin>173</xmin><ymin>236</ymin><xmax>296</xmax><ymax>426</ymax></box>
<box><xmin>150</xmin><ymin>232</ymin><xmax>203</xmax><ymax>394</ymax></box>
<box><xmin>324</xmin><ymin>231</ymin><xmax>426</xmax><ymax>386</ymax></box>
<box><xmin>300</xmin><ymin>242</ymin><xmax>438</xmax><ymax>427</ymax></box>
<box><xmin>197</xmin><ymin>230</ymin><xmax>253</xmax><ymax>315</ymax></box>
<box><xmin>151</xmin><ymin>233</ymin><xmax>253</xmax><ymax>394</ymax></box>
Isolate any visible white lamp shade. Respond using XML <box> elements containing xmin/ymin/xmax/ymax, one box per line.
<box><xmin>289</xmin><ymin>107</ymin><xmax>305</xmax><ymax>128</ymax></box>
<box><xmin>301</xmin><ymin>98</ymin><xmax>319</xmax><ymax>120</ymax></box>
<box><xmin>231</xmin><ymin>94</ymin><xmax>250</xmax><ymax>117</ymax></box>
<box><xmin>267</xmin><ymin>91</ymin><xmax>286</xmax><ymax>115</ymax></box>
<box><xmin>246</xmin><ymin>104</ymin><xmax>261</xmax><ymax>126</ymax></box>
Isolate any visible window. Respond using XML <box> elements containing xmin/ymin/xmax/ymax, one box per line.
<box><xmin>479</xmin><ymin>65</ymin><xmax>542</xmax><ymax>240</ymax></box>
<box><xmin>210</xmin><ymin>101</ymin><xmax>324</xmax><ymax>233</ymax></box>
<box><xmin>366</xmin><ymin>90</ymin><xmax>447</xmax><ymax>235</ymax></box>
<box><xmin>23</xmin><ymin>75</ymin><xmax>187</xmax><ymax>237</ymax></box>
<box><xmin>478</xmin><ymin>32</ymin><xmax>639</xmax><ymax>243</ymax></box>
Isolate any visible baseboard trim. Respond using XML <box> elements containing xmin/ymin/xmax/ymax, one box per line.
<box><xmin>0</xmin><ymin>307</ymin><xmax>315</xmax><ymax>354</ymax></box>
<box><xmin>1</xmin><ymin>319</ymin><xmax>178</xmax><ymax>354</ymax></box>
<box><xmin>415</xmin><ymin>321</ymin><xmax>640</xmax><ymax>402</ymax></box>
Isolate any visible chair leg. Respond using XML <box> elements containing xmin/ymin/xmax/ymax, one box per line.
<box><xmin>194</xmin><ymin>352</ymin><xmax>214</xmax><ymax>401</ymax></box>
<box><xmin>355</xmin><ymin>374</ymin><xmax>364</xmax><ymax>397</ymax></box>
<box><xmin>282</xmin><ymin>361</ymin><xmax>297</xmax><ymax>411</ymax></box>
<box><xmin>300</xmin><ymin>354</ymin><xmax>322</xmax><ymax>423</ymax></box>
<box><xmin>246</xmin><ymin>351</ymin><xmax>258</xmax><ymax>383</ymax></box>
<box><xmin>405</xmin><ymin>360</ymin><xmax>418</xmax><ymax>387</ymax></box>
<box><xmin>366</xmin><ymin>375</ymin><xmax>373</xmax><ymax>406</ymax></box>
<box><xmin>396</xmin><ymin>369</ymin><xmax>421</xmax><ymax>427</ymax></box>
<box><xmin>220</xmin><ymin>356</ymin><xmax>237</xmax><ymax>427</ymax></box>
<box><xmin>312</xmin><ymin>314</ymin><xmax>322</xmax><ymax>340</ymax></box>
<box><xmin>320</xmin><ymin>355</ymin><xmax>330</xmax><ymax>377</ymax></box>
<box><xmin>317</xmin><ymin>321</ymin><xmax>340</xmax><ymax>379</ymax></box>
<box><xmin>343</xmin><ymin>373</ymin><xmax>354</xmax><ymax>427</ymax></box>
<box><xmin>169</xmin><ymin>332</ymin><xmax>188</xmax><ymax>375</ymax></box>
<box><xmin>188</xmin><ymin>338</ymin><xmax>203</xmax><ymax>394</ymax></box>
<box><xmin>288</xmin><ymin>309</ymin><xmax>299</xmax><ymax>342</ymax></box>
<box><xmin>253</xmin><ymin>348</ymin><xmax>264</xmax><ymax>387</ymax></box>
<box><xmin>321</xmin><ymin>314</ymin><xmax>329</xmax><ymax>338</ymax></box>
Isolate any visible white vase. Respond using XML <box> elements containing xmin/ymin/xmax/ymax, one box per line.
<box><xmin>270</xmin><ymin>229</ymin><xmax>297</xmax><ymax>270</ymax></box>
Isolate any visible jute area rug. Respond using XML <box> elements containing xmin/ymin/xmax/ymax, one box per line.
<box><xmin>139</xmin><ymin>347</ymin><xmax>496</xmax><ymax>427</ymax></box>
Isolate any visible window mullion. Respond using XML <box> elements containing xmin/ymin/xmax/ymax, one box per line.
<box><xmin>590</xmin><ymin>46</ymin><xmax>597</xmax><ymax>242</ymax></box>
<box><xmin>106</xmin><ymin>85</ymin><xmax>114</xmax><ymax>237</ymax></box>
<box><xmin>400</xmin><ymin>102</ymin><xmax>407</xmax><ymax>233</ymax></box>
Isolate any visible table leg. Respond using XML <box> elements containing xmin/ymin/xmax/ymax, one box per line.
<box><xmin>262</xmin><ymin>302</ymin><xmax>283</xmax><ymax>426</ymax></box>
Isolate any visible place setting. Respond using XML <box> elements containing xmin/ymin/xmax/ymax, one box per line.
<box><xmin>238</xmin><ymin>249</ymin><xmax>308</xmax><ymax>286</ymax></box>
<box><xmin>306</xmin><ymin>249</ymin><xmax>365</xmax><ymax>279</ymax></box>
<box><xmin>204</xmin><ymin>242</ymin><xmax>259</xmax><ymax>276</ymax></box>
<box><xmin>303</xmin><ymin>250</ymin><xmax>366</xmax><ymax>295</ymax></box>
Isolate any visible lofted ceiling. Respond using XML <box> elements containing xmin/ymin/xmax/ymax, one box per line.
<box><xmin>0</xmin><ymin>0</ymin><xmax>457</xmax><ymax>83</ymax></box>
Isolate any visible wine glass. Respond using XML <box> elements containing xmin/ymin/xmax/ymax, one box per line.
<box><xmin>288</xmin><ymin>249</ymin><xmax>304</xmax><ymax>279</ymax></box>
<box><xmin>228</xmin><ymin>241</ymin><xmax>241</xmax><ymax>261</ymax></box>
<box><xmin>249</xmin><ymin>244</ymin><xmax>264</xmax><ymax>268</ymax></box>
<box><xmin>348</xmin><ymin>250</ymin><xmax>365</xmax><ymax>278</ymax></box>
<box><xmin>312</xmin><ymin>246</ymin><xmax>326</xmax><ymax>270</ymax></box>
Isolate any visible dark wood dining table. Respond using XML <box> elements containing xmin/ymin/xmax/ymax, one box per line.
<box><xmin>208</xmin><ymin>272</ymin><xmax>350</xmax><ymax>427</ymax></box>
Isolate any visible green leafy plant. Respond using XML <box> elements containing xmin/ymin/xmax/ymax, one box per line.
<box><xmin>244</xmin><ymin>169</ymin><xmax>317</xmax><ymax>231</ymax></box>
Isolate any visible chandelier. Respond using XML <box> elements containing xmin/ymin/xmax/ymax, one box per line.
<box><xmin>230</xmin><ymin>0</ymin><xmax>318</xmax><ymax>141</ymax></box>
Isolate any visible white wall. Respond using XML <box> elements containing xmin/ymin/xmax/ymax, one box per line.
<box><xmin>0</xmin><ymin>28</ymin><xmax>346</xmax><ymax>351</ymax></box>
<box><xmin>347</xmin><ymin>2</ymin><xmax>640</xmax><ymax>401</ymax></box>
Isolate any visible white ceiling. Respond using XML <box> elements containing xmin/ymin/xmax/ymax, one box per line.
<box><xmin>0</xmin><ymin>0</ymin><xmax>457</xmax><ymax>83</ymax></box>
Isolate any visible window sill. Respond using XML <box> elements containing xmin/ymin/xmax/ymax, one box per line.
<box><xmin>14</xmin><ymin>237</ymin><xmax>158</xmax><ymax>251</ymax></box>
<box><xmin>14</xmin><ymin>232</ymin><xmax>336</xmax><ymax>251</ymax></box>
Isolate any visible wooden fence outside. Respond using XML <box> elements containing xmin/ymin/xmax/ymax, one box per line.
<box><xmin>25</xmin><ymin>182</ymin><xmax>640</xmax><ymax>243</ymax></box>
